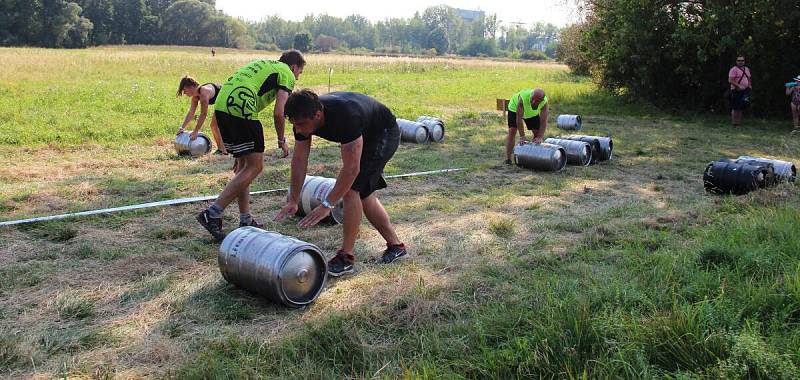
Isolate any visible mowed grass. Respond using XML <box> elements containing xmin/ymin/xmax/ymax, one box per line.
<box><xmin>0</xmin><ymin>46</ymin><xmax>799</xmax><ymax>378</ymax></box>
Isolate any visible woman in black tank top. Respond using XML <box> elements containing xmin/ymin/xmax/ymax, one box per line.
<box><xmin>177</xmin><ymin>76</ymin><xmax>226</xmax><ymax>154</ymax></box>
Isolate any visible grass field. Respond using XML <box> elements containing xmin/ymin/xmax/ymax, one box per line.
<box><xmin>1</xmin><ymin>46</ymin><xmax>799</xmax><ymax>379</ymax></box>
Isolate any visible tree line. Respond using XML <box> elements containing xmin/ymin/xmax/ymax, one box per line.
<box><xmin>0</xmin><ymin>1</ymin><xmax>560</xmax><ymax>59</ymax></box>
<box><xmin>557</xmin><ymin>0</ymin><xmax>800</xmax><ymax>116</ymax></box>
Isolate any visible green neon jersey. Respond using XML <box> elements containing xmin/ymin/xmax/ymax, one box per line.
<box><xmin>215</xmin><ymin>60</ymin><xmax>296</xmax><ymax>119</ymax></box>
<box><xmin>508</xmin><ymin>89</ymin><xmax>548</xmax><ymax>118</ymax></box>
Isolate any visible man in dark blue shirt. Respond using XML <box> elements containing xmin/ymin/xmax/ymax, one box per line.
<box><xmin>275</xmin><ymin>90</ymin><xmax>407</xmax><ymax>277</ymax></box>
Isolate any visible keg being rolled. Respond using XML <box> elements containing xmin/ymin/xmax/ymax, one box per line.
<box><xmin>556</xmin><ymin>115</ymin><xmax>582</xmax><ymax>131</ymax></box>
<box><xmin>174</xmin><ymin>131</ymin><xmax>212</xmax><ymax>157</ymax></box>
<box><xmin>513</xmin><ymin>142</ymin><xmax>567</xmax><ymax>172</ymax></box>
<box><xmin>416</xmin><ymin>116</ymin><xmax>445</xmax><ymax>142</ymax></box>
<box><xmin>544</xmin><ymin>137</ymin><xmax>593</xmax><ymax>166</ymax></box>
<box><xmin>736</xmin><ymin>155</ymin><xmax>796</xmax><ymax>183</ymax></box>
<box><xmin>561</xmin><ymin>135</ymin><xmax>613</xmax><ymax>161</ymax></box>
<box><xmin>703</xmin><ymin>160</ymin><xmax>769</xmax><ymax>195</ymax></box>
<box><xmin>396</xmin><ymin>118</ymin><xmax>429</xmax><ymax>144</ymax></box>
<box><xmin>733</xmin><ymin>159</ymin><xmax>777</xmax><ymax>187</ymax></box>
<box><xmin>219</xmin><ymin>227</ymin><xmax>327</xmax><ymax>308</ymax></box>
<box><xmin>294</xmin><ymin>176</ymin><xmax>345</xmax><ymax>224</ymax></box>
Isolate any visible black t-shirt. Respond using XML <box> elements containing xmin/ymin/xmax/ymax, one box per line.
<box><xmin>293</xmin><ymin>92</ymin><xmax>393</xmax><ymax>144</ymax></box>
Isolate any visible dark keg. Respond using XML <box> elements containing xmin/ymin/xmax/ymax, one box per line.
<box><xmin>544</xmin><ymin>137</ymin><xmax>593</xmax><ymax>166</ymax></box>
<box><xmin>561</xmin><ymin>135</ymin><xmax>613</xmax><ymax>161</ymax></box>
<box><xmin>513</xmin><ymin>142</ymin><xmax>567</xmax><ymax>172</ymax></box>
<box><xmin>218</xmin><ymin>227</ymin><xmax>327</xmax><ymax>308</ymax></box>
<box><xmin>703</xmin><ymin>160</ymin><xmax>769</xmax><ymax>195</ymax></box>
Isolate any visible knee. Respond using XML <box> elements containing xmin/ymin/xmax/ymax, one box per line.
<box><xmin>344</xmin><ymin>190</ymin><xmax>360</xmax><ymax>202</ymax></box>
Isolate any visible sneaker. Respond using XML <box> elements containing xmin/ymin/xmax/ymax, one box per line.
<box><xmin>239</xmin><ymin>218</ymin><xmax>264</xmax><ymax>228</ymax></box>
<box><xmin>504</xmin><ymin>158</ymin><xmax>513</xmax><ymax>165</ymax></box>
<box><xmin>380</xmin><ymin>243</ymin><xmax>407</xmax><ymax>264</ymax></box>
<box><xmin>196</xmin><ymin>210</ymin><xmax>226</xmax><ymax>242</ymax></box>
<box><xmin>327</xmin><ymin>251</ymin><xmax>355</xmax><ymax>277</ymax></box>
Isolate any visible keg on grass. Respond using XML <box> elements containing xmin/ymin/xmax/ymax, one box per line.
<box><xmin>556</xmin><ymin>115</ymin><xmax>582</xmax><ymax>131</ymax></box>
<box><xmin>544</xmin><ymin>138</ymin><xmax>593</xmax><ymax>166</ymax></box>
<box><xmin>219</xmin><ymin>227</ymin><xmax>327</xmax><ymax>308</ymax></box>
<box><xmin>397</xmin><ymin>119</ymin><xmax>429</xmax><ymax>144</ymax></box>
<box><xmin>733</xmin><ymin>159</ymin><xmax>777</xmax><ymax>187</ymax></box>
<box><xmin>736</xmin><ymin>156</ymin><xmax>796</xmax><ymax>183</ymax></box>
<box><xmin>703</xmin><ymin>160</ymin><xmax>769</xmax><ymax>195</ymax></box>
<box><xmin>562</xmin><ymin>135</ymin><xmax>613</xmax><ymax>161</ymax></box>
<box><xmin>298</xmin><ymin>176</ymin><xmax>345</xmax><ymax>224</ymax></box>
<box><xmin>513</xmin><ymin>142</ymin><xmax>567</xmax><ymax>172</ymax></box>
<box><xmin>416</xmin><ymin>116</ymin><xmax>445</xmax><ymax>142</ymax></box>
<box><xmin>174</xmin><ymin>131</ymin><xmax>211</xmax><ymax>157</ymax></box>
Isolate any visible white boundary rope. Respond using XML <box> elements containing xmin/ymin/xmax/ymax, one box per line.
<box><xmin>0</xmin><ymin>168</ymin><xmax>465</xmax><ymax>227</ymax></box>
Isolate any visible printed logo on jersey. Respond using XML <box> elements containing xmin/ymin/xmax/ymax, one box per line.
<box><xmin>226</xmin><ymin>86</ymin><xmax>257</xmax><ymax>119</ymax></box>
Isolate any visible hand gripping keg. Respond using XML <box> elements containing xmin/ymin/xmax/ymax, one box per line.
<box><xmin>556</xmin><ymin>115</ymin><xmax>582</xmax><ymax>131</ymax></box>
<box><xmin>396</xmin><ymin>118</ymin><xmax>429</xmax><ymax>144</ymax></box>
<box><xmin>219</xmin><ymin>227</ymin><xmax>328</xmax><ymax>307</ymax></box>
<box><xmin>416</xmin><ymin>116</ymin><xmax>445</xmax><ymax>142</ymax></box>
<box><xmin>736</xmin><ymin>155</ymin><xmax>796</xmax><ymax>183</ymax></box>
<box><xmin>703</xmin><ymin>160</ymin><xmax>769</xmax><ymax>195</ymax></box>
<box><xmin>544</xmin><ymin>138</ymin><xmax>593</xmax><ymax>166</ymax></box>
<box><xmin>513</xmin><ymin>142</ymin><xmax>567</xmax><ymax>172</ymax></box>
<box><xmin>174</xmin><ymin>131</ymin><xmax>212</xmax><ymax>157</ymax></box>
<box><xmin>287</xmin><ymin>176</ymin><xmax>345</xmax><ymax>224</ymax></box>
<box><xmin>561</xmin><ymin>135</ymin><xmax>613</xmax><ymax>161</ymax></box>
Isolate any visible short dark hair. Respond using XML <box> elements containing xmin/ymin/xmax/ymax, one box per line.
<box><xmin>176</xmin><ymin>75</ymin><xmax>199</xmax><ymax>96</ymax></box>
<box><xmin>285</xmin><ymin>89</ymin><xmax>322</xmax><ymax>120</ymax></box>
<box><xmin>279</xmin><ymin>50</ymin><xmax>306</xmax><ymax>67</ymax></box>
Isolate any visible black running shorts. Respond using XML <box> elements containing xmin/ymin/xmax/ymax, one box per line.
<box><xmin>507</xmin><ymin>110</ymin><xmax>541</xmax><ymax>130</ymax></box>
<box><xmin>214</xmin><ymin>110</ymin><xmax>265</xmax><ymax>157</ymax></box>
<box><xmin>352</xmin><ymin>116</ymin><xmax>400</xmax><ymax>199</ymax></box>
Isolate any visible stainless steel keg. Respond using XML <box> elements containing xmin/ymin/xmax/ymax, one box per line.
<box><xmin>397</xmin><ymin>119</ymin><xmax>429</xmax><ymax>144</ymax></box>
<box><xmin>544</xmin><ymin>137</ymin><xmax>593</xmax><ymax>166</ymax></box>
<box><xmin>561</xmin><ymin>135</ymin><xmax>613</xmax><ymax>161</ymax></box>
<box><xmin>416</xmin><ymin>116</ymin><xmax>445</xmax><ymax>142</ymax></box>
<box><xmin>219</xmin><ymin>227</ymin><xmax>327</xmax><ymax>307</ymax></box>
<box><xmin>298</xmin><ymin>176</ymin><xmax>345</xmax><ymax>224</ymax></box>
<box><xmin>556</xmin><ymin>115</ymin><xmax>582</xmax><ymax>131</ymax></box>
<box><xmin>513</xmin><ymin>142</ymin><xmax>567</xmax><ymax>172</ymax></box>
<box><xmin>174</xmin><ymin>131</ymin><xmax>212</xmax><ymax>157</ymax></box>
<box><xmin>736</xmin><ymin>155</ymin><xmax>796</xmax><ymax>183</ymax></box>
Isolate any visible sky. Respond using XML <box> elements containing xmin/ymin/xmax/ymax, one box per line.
<box><xmin>215</xmin><ymin>0</ymin><xmax>580</xmax><ymax>28</ymax></box>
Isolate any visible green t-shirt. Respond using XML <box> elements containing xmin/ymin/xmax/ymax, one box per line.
<box><xmin>508</xmin><ymin>89</ymin><xmax>548</xmax><ymax>119</ymax></box>
<box><xmin>215</xmin><ymin>60</ymin><xmax>296</xmax><ymax>119</ymax></box>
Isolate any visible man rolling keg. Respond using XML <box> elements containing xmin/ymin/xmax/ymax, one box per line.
<box><xmin>504</xmin><ymin>88</ymin><xmax>549</xmax><ymax>165</ymax></box>
<box><xmin>274</xmin><ymin>90</ymin><xmax>407</xmax><ymax>277</ymax></box>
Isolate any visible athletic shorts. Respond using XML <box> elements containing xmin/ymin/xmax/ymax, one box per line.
<box><xmin>729</xmin><ymin>88</ymin><xmax>751</xmax><ymax>111</ymax></box>
<box><xmin>214</xmin><ymin>110</ymin><xmax>265</xmax><ymax>157</ymax></box>
<box><xmin>352</xmin><ymin>115</ymin><xmax>400</xmax><ymax>199</ymax></box>
<box><xmin>507</xmin><ymin>110</ymin><xmax>541</xmax><ymax>130</ymax></box>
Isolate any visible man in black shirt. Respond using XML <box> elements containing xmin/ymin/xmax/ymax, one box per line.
<box><xmin>274</xmin><ymin>90</ymin><xmax>406</xmax><ymax>277</ymax></box>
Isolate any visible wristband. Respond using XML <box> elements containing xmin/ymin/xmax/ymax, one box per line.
<box><xmin>321</xmin><ymin>198</ymin><xmax>335</xmax><ymax>209</ymax></box>
<box><xmin>278</xmin><ymin>137</ymin><xmax>286</xmax><ymax>144</ymax></box>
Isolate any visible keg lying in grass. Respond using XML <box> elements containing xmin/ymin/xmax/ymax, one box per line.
<box><xmin>556</xmin><ymin>114</ymin><xmax>582</xmax><ymax>131</ymax></box>
<box><xmin>416</xmin><ymin>116</ymin><xmax>445</xmax><ymax>142</ymax></box>
<box><xmin>736</xmin><ymin>155</ymin><xmax>796</xmax><ymax>183</ymax></box>
<box><xmin>174</xmin><ymin>131</ymin><xmax>212</xmax><ymax>157</ymax></box>
<box><xmin>544</xmin><ymin>138</ymin><xmax>592</xmax><ymax>166</ymax></box>
<box><xmin>560</xmin><ymin>135</ymin><xmax>613</xmax><ymax>161</ymax></box>
<box><xmin>293</xmin><ymin>175</ymin><xmax>345</xmax><ymax>224</ymax></box>
<box><xmin>513</xmin><ymin>142</ymin><xmax>567</xmax><ymax>172</ymax></box>
<box><xmin>397</xmin><ymin>119</ymin><xmax>429</xmax><ymax>144</ymax></box>
<box><xmin>703</xmin><ymin>159</ymin><xmax>771</xmax><ymax>195</ymax></box>
<box><xmin>219</xmin><ymin>227</ymin><xmax>327</xmax><ymax>308</ymax></box>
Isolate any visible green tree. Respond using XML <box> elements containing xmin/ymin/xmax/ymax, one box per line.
<box><xmin>293</xmin><ymin>32</ymin><xmax>311</xmax><ymax>52</ymax></box>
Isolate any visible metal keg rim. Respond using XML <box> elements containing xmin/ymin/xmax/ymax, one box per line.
<box><xmin>278</xmin><ymin>247</ymin><xmax>327</xmax><ymax>306</ymax></box>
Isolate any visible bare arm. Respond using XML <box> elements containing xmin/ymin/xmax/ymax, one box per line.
<box><xmin>533</xmin><ymin>104</ymin><xmax>548</xmax><ymax>143</ymax></box>
<box><xmin>274</xmin><ymin>90</ymin><xmax>290</xmax><ymax>158</ymax></box>
<box><xmin>787</xmin><ymin>86</ymin><xmax>795</xmax><ymax>96</ymax></box>
<box><xmin>516</xmin><ymin>96</ymin><xmax>526</xmax><ymax>142</ymax></box>
<box><xmin>180</xmin><ymin>97</ymin><xmax>198</xmax><ymax>133</ymax></box>
<box><xmin>274</xmin><ymin>137</ymin><xmax>311</xmax><ymax>221</ymax></box>
<box><xmin>192</xmin><ymin>90</ymin><xmax>210</xmax><ymax>134</ymax></box>
<box><xmin>297</xmin><ymin>137</ymin><xmax>362</xmax><ymax>228</ymax></box>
